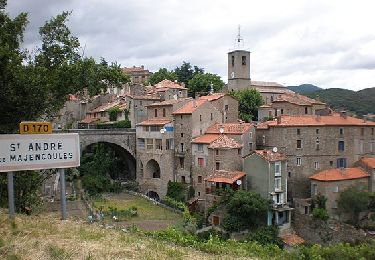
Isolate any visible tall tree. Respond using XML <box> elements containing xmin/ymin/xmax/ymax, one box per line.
<box><xmin>174</xmin><ymin>61</ymin><xmax>204</xmax><ymax>87</ymax></box>
<box><xmin>229</xmin><ymin>88</ymin><xmax>263</xmax><ymax>122</ymax></box>
<box><xmin>187</xmin><ymin>73</ymin><xmax>224</xmax><ymax>97</ymax></box>
<box><xmin>338</xmin><ymin>186</ymin><xmax>369</xmax><ymax>225</ymax></box>
<box><xmin>148</xmin><ymin>68</ymin><xmax>177</xmax><ymax>85</ymax></box>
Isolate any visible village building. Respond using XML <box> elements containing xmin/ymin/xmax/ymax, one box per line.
<box><xmin>123</xmin><ymin>94</ymin><xmax>161</xmax><ymax>128</ymax></box>
<box><xmin>243</xmin><ymin>150</ymin><xmax>293</xmax><ymax>233</ymax></box>
<box><xmin>122</xmin><ymin>65</ymin><xmax>152</xmax><ymax>85</ymax></box>
<box><xmin>354</xmin><ymin>157</ymin><xmax>375</xmax><ymax>192</ymax></box>
<box><xmin>256</xmin><ymin>113</ymin><xmax>375</xmax><ymax>199</ymax></box>
<box><xmin>309</xmin><ymin>167</ymin><xmax>370</xmax><ymax>218</ymax></box>
<box><xmin>147</xmin><ymin>79</ymin><xmax>188</xmax><ymax>100</ymax></box>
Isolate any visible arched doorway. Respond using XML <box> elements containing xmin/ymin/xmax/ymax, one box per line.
<box><xmin>146</xmin><ymin>191</ymin><xmax>160</xmax><ymax>201</ymax></box>
<box><xmin>145</xmin><ymin>159</ymin><xmax>160</xmax><ymax>179</ymax></box>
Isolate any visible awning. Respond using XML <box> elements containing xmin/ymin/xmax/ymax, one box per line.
<box><xmin>206</xmin><ymin>170</ymin><xmax>246</xmax><ymax>184</ymax></box>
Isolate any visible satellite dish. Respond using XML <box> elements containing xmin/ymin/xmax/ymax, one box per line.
<box><xmin>219</xmin><ymin>127</ymin><xmax>224</xmax><ymax>134</ymax></box>
<box><xmin>160</xmin><ymin>128</ymin><xmax>166</xmax><ymax>134</ymax></box>
<box><xmin>236</xmin><ymin>180</ymin><xmax>242</xmax><ymax>185</ymax></box>
<box><xmin>272</xmin><ymin>147</ymin><xmax>278</xmax><ymax>153</ymax></box>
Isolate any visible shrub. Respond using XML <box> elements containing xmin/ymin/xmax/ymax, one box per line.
<box><xmin>246</xmin><ymin>226</ymin><xmax>283</xmax><ymax>247</ymax></box>
<box><xmin>166</xmin><ymin>181</ymin><xmax>187</xmax><ymax>202</ymax></box>
<box><xmin>312</xmin><ymin>207</ymin><xmax>329</xmax><ymax>221</ymax></box>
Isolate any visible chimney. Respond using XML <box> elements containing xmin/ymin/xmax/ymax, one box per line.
<box><xmin>276</xmin><ymin>115</ymin><xmax>281</xmax><ymax>124</ymax></box>
<box><xmin>340</xmin><ymin>111</ymin><xmax>347</xmax><ymax>119</ymax></box>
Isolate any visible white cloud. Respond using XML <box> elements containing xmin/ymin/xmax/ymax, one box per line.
<box><xmin>6</xmin><ymin>0</ymin><xmax>375</xmax><ymax>90</ymax></box>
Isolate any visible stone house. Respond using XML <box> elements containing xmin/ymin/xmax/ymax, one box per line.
<box><xmin>258</xmin><ymin>92</ymin><xmax>328</xmax><ymax>121</ymax></box>
<box><xmin>354</xmin><ymin>157</ymin><xmax>375</xmax><ymax>192</ymax></box>
<box><xmin>243</xmin><ymin>150</ymin><xmax>292</xmax><ymax>232</ymax></box>
<box><xmin>123</xmin><ymin>94</ymin><xmax>161</xmax><ymax>128</ymax></box>
<box><xmin>148</xmin><ymin>79</ymin><xmax>188</xmax><ymax>101</ymax></box>
<box><xmin>199</xmin><ymin>93</ymin><xmax>239</xmax><ymax>123</ymax></box>
<box><xmin>256</xmin><ymin>113</ymin><xmax>375</xmax><ymax>199</ymax></box>
<box><xmin>122</xmin><ymin>65</ymin><xmax>152</xmax><ymax>85</ymax></box>
<box><xmin>309</xmin><ymin>167</ymin><xmax>370</xmax><ymax>218</ymax></box>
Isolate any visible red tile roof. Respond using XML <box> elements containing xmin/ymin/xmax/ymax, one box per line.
<box><xmin>206</xmin><ymin>170</ymin><xmax>246</xmax><ymax>184</ymax></box>
<box><xmin>273</xmin><ymin>92</ymin><xmax>325</xmax><ymax>106</ymax></box>
<box><xmin>309</xmin><ymin>167</ymin><xmax>370</xmax><ymax>182</ymax></box>
<box><xmin>208</xmin><ymin>134</ymin><xmax>242</xmax><ymax>149</ymax></box>
<box><xmin>154</xmin><ymin>79</ymin><xmax>187</xmax><ymax>90</ymax></box>
<box><xmin>80</xmin><ymin>117</ymin><xmax>99</xmax><ymax>124</ymax></box>
<box><xmin>137</xmin><ymin>119</ymin><xmax>171</xmax><ymax>126</ymax></box>
<box><xmin>199</xmin><ymin>93</ymin><xmax>226</xmax><ymax>101</ymax></box>
<box><xmin>281</xmin><ymin>234</ymin><xmax>305</xmax><ymax>246</ymax></box>
<box><xmin>206</xmin><ymin>122</ymin><xmax>253</xmax><ymax>135</ymax></box>
<box><xmin>172</xmin><ymin>99</ymin><xmax>207</xmax><ymax>115</ymax></box>
<box><xmin>191</xmin><ymin>134</ymin><xmax>219</xmax><ymax>144</ymax></box>
<box><xmin>88</xmin><ymin>101</ymin><xmax>127</xmax><ymax>113</ymax></box>
<box><xmin>359</xmin><ymin>157</ymin><xmax>375</xmax><ymax>168</ymax></box>
<box><xmin>256</xmin><ymin>114</ymin><xmax>375</xmax><ymax>129</ymax></box>
<box><xmin>253</xmin><ymin>150</ymin><xmax>287</xmax><ymax>161</ymax></box>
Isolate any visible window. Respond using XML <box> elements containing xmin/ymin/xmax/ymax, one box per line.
<box><xmin>316</xmin><ymin>129</ymin><xmax>319</xmax><ymax>134</ymax></box>
<box><xmin>181</xmin><ymin>176</ymin><xmax>186</xmax><ymax>183</ymax></box>
<box><xmin>314</xmin><ymin>161</ymin><xmax>320</xmax><ymax>170</ymax></box>
<box><xmin>179</xmin><ymin>158</ymin><xmax>184</xmax><ymax>169</ymax></box>
<box><xmin>275</xmin><ymin>162</ymin><xmax>281</xmax><ymax>176</ymax></box>
<box><xmin>273</xmin><ymin>193</ymin><xmax>284</xmax><ymax>204</ymax></box>
<box><xmin>249</xmin><ymin>132</ymin><xmax>253</xmax><ymax>138</ymax></box>
<box><xmin>146</xmin><ymin>139</ymin><xmax>153</xmax><ymax>150</ymax></box>
<box><xmin>198</xmin><ymin>176</ymin><xmax>203</xmax><ymax>183</ymax></box>
<box><xmin>163</xmin><ymin>108</ymin><xmax>166</xmax><ymax>117</ymax></box>
<box><xmin>231</xmin><ymin>56</ymin><xmax>235</xmax><ymax>66</ymax></box>
<box><xmin>338</xmin><ymin>141</ymin><xmax>345</xmax><ymax>151</ymax></box>
<box><xmin>288</xmin><ymin>172</ymin><xmax>291</xmax><ymax>178</ymax></box>
<box><xmin>180</xmin><ymin>115</ymin><xmax>183</xmax><ymax>119</ymax></box>
<box><xmin>281</xmin><ymin>109</ymin><xmax>284</xmax><ymax>114</ymax></box>
<box><xmin>312</xmin><ymin>183</ymin><xmax>318</xmax><ymax>196</ymax></box>
<box><xmin>150</xmin><ymin>126</ymin><xmax>160</xmax><ymax>132</ymax></box>
<box><xmin>336</xmin><ymin>158</ymin><xmax>347</xmax><ymax>168</ymax></box>
<box><xmin>155</xmin><ymin>139</ymin><xmax>162</xmax><ymax>150</ymax></box>
<box><xmin>211</xmin><ymin>113</ymin><xmax>213</xmax><ymax>120</ymax></box>
<box><xmin>197</xmin><ymin>144</ymin><xmax>203</xmax><ymax>152</ymax></box>
<box><xmin>330</xmin><ymin>161</ymin><xmax>333</xmax><ymax>166</ymax></box>
<box><xmin>339</xmin><ymin>128</ymin><xmax>344</xmax><ymax>135</ymax></box>
<box><xmin>296</xmin><ymin>157</ymin><xmax>302</xmax><ymax>166</ymax></box>
<box><xmin>166</xmin><ymin>139</ymin><xmax>174</xmax><ymax>150</ymax></box>
<box><xmin>181</xmin><ymin>133</ymin><xmax>184</xmax><ymax>138</ymax></box>
<box><xmin>361</xmin><ymin>128</ymin><xmax>365</xmax><ymax>136</ymax></box>
<box><xmin>297</xmin><ymin>139</ymin><xmax>302</xmax><ymax>149</ymax></box>
<box><xmin>316</xmin><ymin>137</ymin><xmax>320</xmax><ymax>150</ymax></box>
<box><xmin>138</xmin><ymin>138</ymin><xmax>145</xmax><ymax>149</ymax></box>
<box><xmin>249</xmin><ymin>143</ymin><xmax>253</xmax><ymax>151</ymax></box>
<box><xmin>297</xmin><ymin>129</ymin><xmax>301</xmax><ymax>135</ymax></box>
<box><xmin>305</xmin><ymin>107</ymin><xmax>308</xmax><ymax>114</ymax></box>
<box><xmin>215</xmin><ymin>162</ymin><xmax>220</xmax><ymax>170</ymax></box>
<box><xmin>238</xmin><ymin>148</ymin><xmax>241</xmax><ymax>155</ymax></box>
<box><xmin>242</xmin><ymin>56</ymin><xmax>246</xmax><ymax>65</ymax></box>
<box><xmin>200</xmin><ymin>115</ymin><xmax>202</xmax><ymax>121</ymax></box>
<box><xmin>180</xmin><ymin>143</ymin><xmax>184</xmax><ymax>152</ymax></box>
<box><xmin>333</xmin><ymin>186</ymin><xmax>339</xmax><ymax>193</ymax></box>
<box><xmin>275</xmin><ymin>177</ymin><xmax>281</xmax><ymax>191</ymax></box>
<box><xmin>215</xmin><ymin>150</ymin><xmax>219</xmax><ymax>155</ymax></box>
<box><xmin>262</xmin><ymin>135</ymin><xmax>266</xmax><ymax>145</ymax></box>
<box><xmin>198</xmin><ymin>192</ymin><xmax>201</xmax><ymax>196</ymax></box>
<box><xmin>154</xmin><ymin>109</ymin><xmax>158</xmax><ymax>117</ymax></box>
<box><xmin>225</xmin><ymin>104</ymin><xmax>229</xmax><ymax>111</ymax></box>
<box><xmin>198</xmin><ymin>158</ymin><xmax>204</xmax><ymax>167</ymax></box>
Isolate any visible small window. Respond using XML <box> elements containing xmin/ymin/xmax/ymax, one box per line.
<box><xmin>339</xmin><ymin>128</ymin><xmax>344</xmax><ymax>135</ymax></box>
<box><xmin>249</xmin><ymin>143</ymin><xmax>253</xmax><ymax>151</ymax></box>
<box><xmin>316</xmin><ymin>129</ymin><xmax>319</xmax><ymax>134</ymax></box>
<box><xmin>154</xmin><ymin>109</ymin><xmax>158</xmax><ymax>117</ymax></box>
<box><xmin>297</xmin><ymin>140</ymin><xmax>302</xmax><ymax>149</ymax></box>
<box><xmin>288</xmin><ymin>172</ymin><xmax>291</xmax><ymax>178</ymax></box>
<box><xmin>338</xmin><ymin>141</ymin><xmax>345</xmax><ymax>151</ymax></box>
<box><xmin>316</xmin><ymin>137</ymin><xmax>320</xmax><ymax>150</ymax></box>
<box><xmin>215</xmin><ymin>162</ymin><xmax>220</xmax><ymax>170</ymax></box>
<box><xmin>274</xmin><ymin>177</ymin><xmax>281</xmax><ymax>191</ymax></box>
<box><xmin>163</xmin><ymin>108</ymin><xmax>166</xmax><ymax>117</ymax></box>
<box><xmin>215</xmin><ymin>150</ymin><xmax>219</xmax><ymax>155</ymax></box>
<box><xmin>336</xmin><ymin>158</ymin><xmax>347</xmax><ymax>168</ymax></box>
<box><xmin>200</xmin><ymin>115</ymin><xmax>202</xmax><ymax>121</ymax></box>
<box><xmin>242</xmin><ymin>56</ymin><xmax>246</xmax><ymax>65</ymax></box>
<box><xmin>181</xmin><ymin>176</ymin><xmax>186</xmax><ymax>183</ymax></box>
<box><xmin>180</xmin><ymin>115</ymin><xmax>183</xmax><ymax>119</ymax></box>
<box><xmin>211</xmin><ymin>113</ymin><xmax>213</xmax><ymax>120</ymax></box>
<box><xmin>181</xmin><ymin>133</ymin><xmax>184</xmax><ymax>138</ymax></box>
<box><xmin>333</xmin><ymin>186</ymin><xmax>339</xmax><ymax>193</ymax></box>
<box><xmin>197</xmin><ymin>144</ymin><xmax>203</xmax><ymax>152</ymax></box>
<box><xmin>198</xmin><ymin>176</ymin><xmax>203</xmax><ymax>183</ymax></box>
<box><xmin>231</xmin><ymin>56</ymin><xmax>235</xmax><ymax>66</ymax></box>
<box><xmin>312</xmin><ymin>184</ymin><xmax>318</xmax><ymax>196</ymax></box>
<box><xmin>238</xmin><ymin>148</ymin><xmax>241</xmax><ymax>155</ymax></box>
<box><xmin>314</xmin><ymin>161</ymin><xmax>320</xmax><ymax>170</ymax></box>
<box><xmin>297</xmin><ymin>129</ymin><xmax>301</xmax><ymax>135</ymax></box>
<box><xmin>225</xmin><ymin>105</ymin><xmax>229</xmax><ymax>111</ymax></box>
<box><xmin>198</xmin><ymin>191</ymin><xmax>201</xmax><ymax>196</ymax></box>
<box><xmin>281</xmin><ymin>109</ymin><xmax>284</xmax><ymax>115</ymax></box>
<box><xmin>296</xmin><ymin>157</ymin><xmax>302</xmax><ymax>166</ymax></box>
<box><xmin>179</xmin><ymin>158</ymin><xmax>184</xmax><ymax>169</ymax></box>
<box><xmin>275</xmin><ymin>162</ymin><xmax>281</xmax><ymax>176</ymax></box>
<box><xmin>249</xmin><ymin>132</ymin><xmax>253</xmax><ymax>138</ymax></box>
<box><xmin>180</xmin><ymin>143</ymin><xmax>184</xmax><ymax>152</ymax></box>
<box><xmin>305</xmin><ymin>107</ymin><xmax>308</xmax><ymax>114</ymax></box>
<box><xmin>330</xmin><ymin>161</ymin><xmax>333</xmax><ymax>166</ymax></box>
<box><xmin>198</xmin><ymin>158</ymin><xmax>204</xmax><ymax>167</ymax></box>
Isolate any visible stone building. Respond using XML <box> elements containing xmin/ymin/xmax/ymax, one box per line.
<box><xmin>354</xmin><ymin>157</ymin><xmax>375</xmax><ymax>192</ymax></box>
<box><xmin>258</xmin><ymin>92</ymin><xmax>328</xmax><ymax>121</ymax></box>
<box><xmin>122</xmin><ymin>65</ymin><xmax>152</xmax><ymax>85</ymax></box>
<box><xmin>256</xmin><ymin>113</ymin><xmax>375</xmax><ymax>198</ymax></box>
<box><xmin>81</xmin><ymin>100</ymin><xmax>127</xmax><ymax>125</ymax></box>
<box><xmin>243</xmin><ymin>150</ymin><xmax>292</xmax><ymax>233</ymax></box>
<box><xmin>148</xmin><ymin>79</ymin><xmax>188</xmax><ymax>101</ymax></box>
<box><xmin>124</xmin><ymin>94</ymin><xmax>161</xmax><ymax>128</ymax></box>
<box><xmin>309</xmin><ymin>167</ymin><xmax>370</xmax><ymax>218</ymax></box>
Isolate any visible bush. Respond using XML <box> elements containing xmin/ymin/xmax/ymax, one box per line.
<box><xmin>246</xmin><ymin>226</ymin><xmax>283</xmax><ymax>247</ymax></box>
<box><xmin>197</xmin><ymin>229</ymin><xmax>229</xmax><ymax>241</ymax></box>
<box><xmin>121</xmin><ymin>181</ymin><xmax>139</xmax><ymax>192</ymax></box>
<box><xmin>312</xmin><ymin>207</ymin><xmax>329</xmax><ymax>221</ymax></box>
<box><xmin>166</xmin><ymin>181</ymin><xmax>187</xmax><ymax>202</ymax></box>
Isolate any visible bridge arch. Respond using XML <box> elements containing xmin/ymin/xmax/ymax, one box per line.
<box><xmin>145</xmin><ymin>159</ymin><xmax>161</xmax><ymax>179</ymax></box>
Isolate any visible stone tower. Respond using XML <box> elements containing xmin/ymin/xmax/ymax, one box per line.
<box><xmin>227</xmin><ymin>27</ymin><xmax>251</xmax><ymax>92</ymax></box>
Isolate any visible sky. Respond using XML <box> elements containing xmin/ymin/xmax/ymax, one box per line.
<box><xmin>6</xmin><ymin>0</ymin><xmax>375</xmax><ymax>91</ymax></box>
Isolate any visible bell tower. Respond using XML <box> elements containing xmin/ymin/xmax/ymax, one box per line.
<box><xmin>227</xmin><ymin>26</ymin><xmax>251</xmax><ymax>91</ymax></box>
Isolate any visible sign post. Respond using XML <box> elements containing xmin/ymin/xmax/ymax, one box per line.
<box><xmin>0</xmin><ymin>133</ymin><xmax>80</xmax><ymax>220</ymax></box>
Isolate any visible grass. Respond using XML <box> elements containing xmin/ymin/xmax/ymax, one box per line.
<box><xmin>0</xmin><ymin>210</ymin><xmax>218</xmax><ymax>260</ymax></box>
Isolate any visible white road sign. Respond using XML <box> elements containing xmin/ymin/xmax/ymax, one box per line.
<box><xmin>0</xmin><ymin>133</ymin><xmax>80</xmax><ymax>172</ymax></box>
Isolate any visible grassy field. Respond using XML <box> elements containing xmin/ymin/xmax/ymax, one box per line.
<box><xmin>0</xmin><ymin>210</ymin><xmax>237</xmax><ymax>260</ymax></box>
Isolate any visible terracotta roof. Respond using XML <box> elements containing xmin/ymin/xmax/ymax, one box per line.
<box><xmin>199</xmin><ymin>93</ymin><xmax>226</xmax><ymax>101</ymax></box>
<box><xmin>281</xmin><ymin>234</ymin><xmax>305</xmax><ymax>246</ymax></box>
<box><xmin>80</xmin><ymin>117</ymin><xmax>99</xmax><ymax>124</ymax></box>
<box><xmin>88</xmin><ymin>101</ymin><xmax>127</xmax><ymax>113</ymax></box>
<box><xmin>256</xmin><ymin>114</ymin><xmax>375</xmax><ymax>129</ymax></box>
<box><xmin>154</xmin><ymin>79</ymin><xmax>187</xmax><ymax>90</ymax></box>
<box><xmin>309</xmin><ymin>167</ymin><xmax>370</xmax><ymax>182</ymax></box>
<box><xmin>208</xmin><ymin>134</ymin><xmax>242</xmax><ymax>149</ymax></box>
<box><xmin>273</xmin><ymin>92</ymin><xmax>325</xmax><ymax>106</ymax></box>
<box><xmin>253</xmin><ymin>150</ymin><xmax>287</xmax><ymax>161</ymax></box>
<box><xmin>172</xmin><ymin>99</ymin><xmax>207</xmax><ymax>115</ymax></box>
<box><xmin>360</xmin><ymin>157</ymin><xmax>375</xmax><ymax>168</ymax></box>
<box><xmin>206</xmin><ymin>170</ymin><xmax>246</xmax><ymax>184</ymax></box>
<box><xmin>147</xmin><ymin>98</ymin><xmax>192</xmax><ymax>107</ymax></box>
<box><xmin>206</xmin><ymin>122</ymin><xmax>253</xmax><ymax>135</ymax></box>
<box><xmin>191</xmin><ymin>134</ymin><xmax>219</xmax><ymax>144</ymax></box>
<box><xmin>137</xmin><ymin>119</ymin><xmax>171</xmax><ymax>126</ymax></box>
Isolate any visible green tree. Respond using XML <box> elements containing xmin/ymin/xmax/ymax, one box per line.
<box><xmin>229</xmin><ymin>88</ymin><xmax>263</xmax><ymax>122</ymax></box>
<box><xmin>222</xmin><ymin>190</ymin><xmax>269</xmax><ymax>232</ymax></box>
<box><xmin>174</xmin><ymin>61</ymin><xmax>204</xmax><ymax>87</ymax></box>
<box><xmin>338</xmin><ymin>186</ymin><xmax>369</xmax><ymax>225</ymax></box>
<box><xmin>148</xmin><ymin>68</ymin><xmax>177</xmax><ymax>85</ymax></box>
<box><xmin>187</xmin><ymin>73</ymin><xmax>224</xmax><ymax>97</ymax></box>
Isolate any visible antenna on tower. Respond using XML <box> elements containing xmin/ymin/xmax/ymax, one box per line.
<box><xmin>235</xmin><ymin>25</ymin><xmax>244</xmax><ymax>49</ymax></box>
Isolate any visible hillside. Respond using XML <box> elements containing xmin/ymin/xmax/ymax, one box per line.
<box><xmin>287</xmin><ymin>84</ymin><xmax>322</xmax><ymax>93</ymax></box>
<box><xmin>305</xmin><ymin>87</ymin><xmax>375</xmax><ymax>116</ymax></box>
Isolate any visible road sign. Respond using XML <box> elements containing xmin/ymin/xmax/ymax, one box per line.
<box><xmin>20</xmin><ymin>122</ymin><xmax>52</xmax><ymax>134</ymax></box>
<box><xmin>0</xmin><ymin>133</ymin><xmax>80</xmax><ymax>172</ymax></box>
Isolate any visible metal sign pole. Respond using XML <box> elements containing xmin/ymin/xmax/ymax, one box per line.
<box><xmin>59</xmin><ymin>168</ymin><xmax>67</xmax><ymax>220</ymax></box>
<box><xmin>7</xmin><ymin>171</ymin><xmax>15</xmax><ymax>219</ymax></box>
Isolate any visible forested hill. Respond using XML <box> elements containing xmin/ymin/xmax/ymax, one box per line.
<box><xmin>304</xmin><ymin>87</ymin><xmax>375</xmax><ymax>116</ymax></box>
<box><xmin>287</xmin><ymin>84</ymin><xmax>322</xmax><ymax>93</ymax></box>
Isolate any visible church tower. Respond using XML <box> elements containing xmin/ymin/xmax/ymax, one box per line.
<box><xmin>227</xmin><ymin>26</ymin><xmax>251</xmax><ymax>91</ymax></box>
